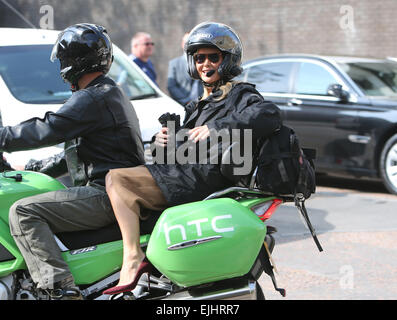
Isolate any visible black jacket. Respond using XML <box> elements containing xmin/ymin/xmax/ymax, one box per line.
<box><xmin>0</xmin><ymin>75</ymin><xmax>145</xmax><ymax>186</ymax></box>
<box><xmin>147</xmin><ymin>82</ymin><xmax>281</xmax><ymax>206</ymax></box>
<box><xmin>167</xmin><ymin>55</ymin><xmax>203</xmax><ymax>105</ymax></box>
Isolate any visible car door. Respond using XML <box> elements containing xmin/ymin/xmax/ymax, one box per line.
<box><xmin>283</xmin><ymin>60</ymin><xmax>361</xmax><ymax>172</ymax></box>
<box><xmin>239</xmin><ymin>60</ymin><xmax>297</xmax><ymax>110</ymax></box>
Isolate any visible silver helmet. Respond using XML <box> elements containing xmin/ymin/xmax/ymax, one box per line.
<box><xmin>184</xmin><ymin>22</ymin><xmax>243</xmax><ymax>81</ymax></box>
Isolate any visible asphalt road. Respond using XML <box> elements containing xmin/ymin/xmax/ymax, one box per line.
<box><xmin>258</xmin><ymin>176</ymin><xmax>397</xmax><ymax>300</ymax></box>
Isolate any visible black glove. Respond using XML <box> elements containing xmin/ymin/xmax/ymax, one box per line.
<box><xmin>158</xmin><ymin>112</ymin><xmax>181</xmax><ymax>131</ymax></box>
<box><xmin>25</xmin><ymin>158</ymin><xmax>46</xmax><ymax>172</ymax></box>
<box><xmin>24</xmin><ymin>152</ymin><xmax>67</xmax><ymax>178</ymax></box>
<box><xmin>0</xmin><ymin>152</ymin><xmax>14</xmax><ymax>171</ymax></box>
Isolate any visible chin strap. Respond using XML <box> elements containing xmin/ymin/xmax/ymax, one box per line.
<box><xmin>201</xmin><ymin>79</ymin><xmax>226</xmax><ymax>90</ymax></box>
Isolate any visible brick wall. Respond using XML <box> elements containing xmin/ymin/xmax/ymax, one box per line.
<box><xmin>2</xmin><ymin>0</ymin><xmax>397</xmax><ymax>92</ymax></box>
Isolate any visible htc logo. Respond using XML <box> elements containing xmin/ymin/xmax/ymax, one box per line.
<box><xmin>163</xmin><ymin>215</ymin><xmax>234</xmax><ymax>245</ymax></box>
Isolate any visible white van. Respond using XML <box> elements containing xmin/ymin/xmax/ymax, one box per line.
<box><xmin>0</xmin><ymin>28</ymin><xmax>184</xmax><ymax>167</ymax></box>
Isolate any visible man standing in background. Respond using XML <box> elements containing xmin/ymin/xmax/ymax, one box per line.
<box><xmin>130</xmin><ymin>32</ymin><xmax>157</xmax><ymax>86</ymax></box>
<box><xmin>167</xmin><ymin>32</ymin><xmax>202</xmax><ymax>106</ymax></box>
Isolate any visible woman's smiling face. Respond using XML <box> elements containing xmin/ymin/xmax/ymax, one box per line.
<box><xmin>194</xmin><ymin>47</ymin><xmax>223</xmax><ymax>84</ymax></box>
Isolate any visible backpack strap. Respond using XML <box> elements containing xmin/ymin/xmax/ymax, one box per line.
<box><xmin>269</xmin><ymin>132</ymin><xmax>291</xmax><ymax>184</ymax></box>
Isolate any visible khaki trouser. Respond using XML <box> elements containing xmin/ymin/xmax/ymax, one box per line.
<box><xmin>9</xmin><ymin>183</ymin><xmax>115</xmax><ymax>289</ymax></box>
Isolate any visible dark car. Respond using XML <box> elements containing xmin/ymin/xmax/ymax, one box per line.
<box><xmin>236</xmin><ymin>54</ymin><xmax>397</xmax><ymax>194</ymax></box>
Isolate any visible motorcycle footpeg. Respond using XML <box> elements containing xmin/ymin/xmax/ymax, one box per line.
<box><xmin>275</xmin><ymin>285</ymin><xmax>286</xmax><ymax>297</ymax></box>
<box><xmin>263</xmin><ymin>241</ymin><xmax>286</xmax><ymax>297</ymax></box>
<box><xmin>269</xmin><ymin>269</ymin><xmax>286</xmax><ymax>297</ymax></box>
<box><xmin>46</xmin><ymin>287</ymin><xmax>83</xmax><ymax>300</ymax></box>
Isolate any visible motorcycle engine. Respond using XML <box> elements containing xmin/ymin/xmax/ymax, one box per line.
<box><xmin>0</xmin><ymin>275</ymin><xmax>13</xmax><ymax>300</ymax></box>
<box><xmin>0</xmin><ymin>273</ymin><xmax>43</xmax><ymax>300</ymax></box>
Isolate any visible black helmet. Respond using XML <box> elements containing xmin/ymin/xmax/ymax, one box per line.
<box><xmin>184</xmin><ymin>22</ymin><xmax>243</xmax><ymax>81</ymax></box>
<box><xmin>50</xmin><ymin>23</ymin><xmax>113</xmax><ymax>87</ymax></box>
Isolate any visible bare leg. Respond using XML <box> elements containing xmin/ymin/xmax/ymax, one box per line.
<box><xmin>106</xmin><ymin>172</ymin><xmax>145</xmax><ymax>286</ymax></box>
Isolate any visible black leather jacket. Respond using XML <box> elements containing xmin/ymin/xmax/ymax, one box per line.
<box><xmin>147</xmin><ymin>82</ymin><xmax>281</xmax><ymax>206</ymax></box>
<box><xmin>0</xmin><ymin>75</ymin><xmax>145</xmax><ymax>186</ymax></box>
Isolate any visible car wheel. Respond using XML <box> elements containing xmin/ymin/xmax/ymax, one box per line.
<box><xmin>380</xmin><ymin>133</ymin><xmax>397</xmax><ymax>194</ymax></box>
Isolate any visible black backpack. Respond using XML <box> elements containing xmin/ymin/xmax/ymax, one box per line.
<box><xmin>255</xmin><ymin>125</ymin><xmax>323</xmax><ymax>252</ymax></box>
<box><xmin>255</xmin><ymin>125</ymin><xmax>316</xmax><ymax>200</ymax></box>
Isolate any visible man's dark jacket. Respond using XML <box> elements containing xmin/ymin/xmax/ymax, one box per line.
<box><xmin>167</xmin><ymin>55</ymin><xmax>203</xmax><ymax>105</ymax></box>
<box><xmin>147</xmin><ymin>82</ymin><xmax>281</xmax><ymax>206</ymax></box>
<box><xmin>0</xmin><ymin>75</ymin><xmax>145</xmax><ymax>185</ymax></box>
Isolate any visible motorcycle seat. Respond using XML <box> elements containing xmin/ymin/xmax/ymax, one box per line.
<box><xmin>55</xmin><ymin>209</ymin><xmax>162</xmax><ymax>251</ymax></box>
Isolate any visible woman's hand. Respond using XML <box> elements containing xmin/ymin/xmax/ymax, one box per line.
<box><xmin>189</xmin><ymin>125</ymin><xmax>210</xmax><ymax>142</ymax></box>
<box><xmin>154</xmin><ymin>127</ymin><xmax>169</xmax><ymax>147</ymax></box>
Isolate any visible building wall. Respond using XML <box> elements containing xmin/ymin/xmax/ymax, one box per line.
<box><xmin>1</xmin><ymin>0</ymin><xmax>397</xmax><ymax>92</ymax></box>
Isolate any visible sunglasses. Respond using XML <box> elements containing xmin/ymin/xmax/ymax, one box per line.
<box><xmin>194</xmin><ymin>53</ymin><xmax>221</xmax><ymax>64</ymax></box>
<box><xmin>142</xmin><ymin>42</ymin><xmax>155</xmax><ymax>46</ymax></box>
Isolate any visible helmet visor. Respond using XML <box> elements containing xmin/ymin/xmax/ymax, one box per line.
<box><xmin>50</xmin><ymin>43</ymin><xmax>58</xmax><ymax>62</ymax></box>
<box><xmin>50</xmin><ymin>31</ymin><xmax>67</xmax><ymax>62</ymax></box>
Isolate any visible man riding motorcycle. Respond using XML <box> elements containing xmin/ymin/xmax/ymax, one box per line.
<box><xmin>2</xmin><ymin>23</ymin><xmax>144</xmax><ymax>299</ymax></box>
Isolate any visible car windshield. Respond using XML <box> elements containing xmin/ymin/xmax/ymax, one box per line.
<box><xmin>338</xmin><ymin>61</ymin><xmax>397</xmax><ymax>97</ymax></box>
<box><xmin>0</xmin><ymin>44</ymin><xmax>156</xmax><ymax>104</ymax></box>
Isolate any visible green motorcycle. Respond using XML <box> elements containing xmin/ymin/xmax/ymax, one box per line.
<box><xmin>0</xmin><ymin>166</ymin><xmax>293</xmax><ymax>300</ymax></box>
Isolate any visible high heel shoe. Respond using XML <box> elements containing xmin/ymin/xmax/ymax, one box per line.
<box><xmin>103</xmin><ymin>257</ymin><xmax>152</xmax><ymax>295</ymax></box>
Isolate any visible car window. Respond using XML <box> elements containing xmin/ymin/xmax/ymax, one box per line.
<box><xmin>0</xmin><ymin>45</ymin><xmax>72</xmax><ymax>104</ymax></box>
<box><xmin>0</xmin><ymin>44</ymin><xmax>157</xmax><ymax>104</ymax></box>
<box><xmin>338</xmin><ymin>61</ymin><xmax>397</xmax><ymax>96</ymax></box>
<box><xmin>295</xmin><ymin>62</ymin><xmax>339</xmax><ymax>95</ymax></box>
<box><xmin>107</xmin><ymin>49</ymin><xmax>157</xmax><ymax>99</ymax></box>
<box><xmin>240</xmin><ymin>62</ymin><xmax>294</xmax><ymax>93</ymax></box>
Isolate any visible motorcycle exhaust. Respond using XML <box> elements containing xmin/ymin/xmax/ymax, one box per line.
<box><xmin>163</xmin><ymin>278</ymin><xmax>257</xmax><ymax>300</ymax></box>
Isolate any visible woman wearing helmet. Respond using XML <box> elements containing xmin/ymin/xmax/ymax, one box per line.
<box><xmin>103</xmin><ymin>22</ymin><xmax>282</xmax><ymax>295</ymax></box>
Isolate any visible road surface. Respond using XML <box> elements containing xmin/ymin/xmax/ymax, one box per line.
<box><xmin>258</xmin><ymin>177</ymin><xmax>397</xmax><ymax>300</ymax></box>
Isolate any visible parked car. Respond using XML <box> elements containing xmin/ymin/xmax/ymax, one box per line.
<box><xmin>0</xmin><ymin>27</ymin><xmax>184</xmax><ymax>167</ymax></box>
<box><xmin>236</xmin><ymin>54</ymin><xmax>397</xmax><ymax>194</ymax></box>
